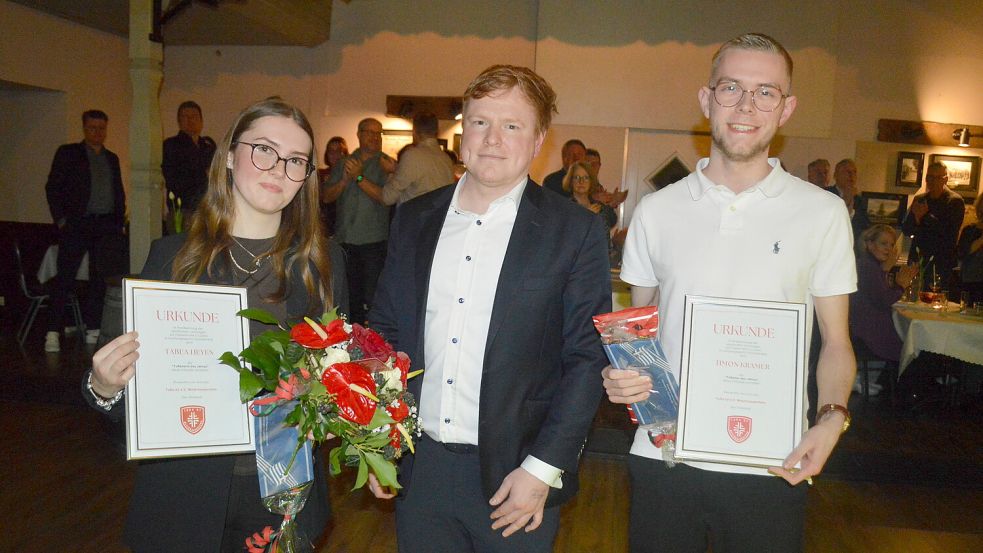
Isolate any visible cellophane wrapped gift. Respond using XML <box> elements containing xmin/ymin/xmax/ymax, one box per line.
<box><xmin>253</xmin><ymin>397</ymin><xmax>315</xmax><ymax>552</ymax></box>
<box><xmin>593</xmin><ymin>306</ymin><xmax>680</xmax><ymax>463</ymax></box>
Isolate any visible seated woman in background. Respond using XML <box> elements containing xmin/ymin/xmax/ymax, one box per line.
<box><xmin>957</xmin><ymin>194</ymin><xmax>983</xmax><ymax>302</ymax></box>
<box><xmin>850</xmin><ymin>224</ymin><xmax>917</xmax><ymax>366</ymax></box>
<box><xmin>86</xmin><ymin>98</ymin><xmax>348</xmax><ymax>552</ymax></box>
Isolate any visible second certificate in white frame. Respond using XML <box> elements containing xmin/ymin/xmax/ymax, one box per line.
<box><xmin>674</xmin><ymin>295</ymin><xmax>807</xmax><ymax>469</ymax></box>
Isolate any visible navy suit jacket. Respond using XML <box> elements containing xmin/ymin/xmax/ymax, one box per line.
<box><xmin>369</xmin><ymin>179</ymin><xmax>611</xmax><ymax>508</ymax></box>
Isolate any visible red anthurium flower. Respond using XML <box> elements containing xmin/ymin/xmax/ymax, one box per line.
<box><xmin>291</xmin><ymin>318</ymin><xmax>348</xmax><ymax>349</ymax></box>
<box><xmin>320</xmin><ymin>362</ymin><xmax>377</xmax><ymax>425</ymax></box>
<box><xmin>386</xmin><ymin>400</ymin><xmax>409</xmax><ymax>423</ymax></box>
<box><xmin>350</xmin><ymin>324</ymin><xmax>394</xmax><ymax>360</ymax></box>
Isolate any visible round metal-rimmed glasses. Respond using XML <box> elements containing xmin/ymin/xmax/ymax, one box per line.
<box><xmin>235</xmin><ymin>141</ymin><xmax>313</xmax><ymax>182</ymax></box>
<box><xmin>709</xmin><ymin>81</ymin><xmax>788</xmax><ymax>112</ymax></box>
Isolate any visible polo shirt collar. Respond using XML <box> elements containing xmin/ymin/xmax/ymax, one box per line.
<box><xmin>687</xmin><ymin>157</ymin><xmax>788</xmax><ymax>200</ymax></box>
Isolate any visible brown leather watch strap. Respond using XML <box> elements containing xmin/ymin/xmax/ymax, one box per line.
<box><xmin>815</xmin><ymin>403</ymin><xmax>851</xmax><ymax>433</ymax></box>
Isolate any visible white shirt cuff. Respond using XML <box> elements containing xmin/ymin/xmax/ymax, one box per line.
<box><xmin>521</xmin><ymin>455</ymin><xmax>564</xmax><ymax>489</ymax></box>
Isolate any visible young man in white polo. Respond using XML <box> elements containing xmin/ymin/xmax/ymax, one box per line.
<box><xmin>603</xmin><ymin>33</ymin><xmax>857</xmax><ymax>552</ymax></box>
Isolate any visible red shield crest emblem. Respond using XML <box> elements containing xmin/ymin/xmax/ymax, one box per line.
<box><xmin>180</xmin><ymin>405</ymin><xmax>206</xmax><ymax>435</ymax></box>
<box><xmin>727</xmin><ymin>415</ymin><xmax>752</xmax><ymax>443</ymax></box>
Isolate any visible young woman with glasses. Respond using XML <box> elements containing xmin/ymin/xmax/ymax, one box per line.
<box><xmin>85</xmin><ymin>98</ymin><xmax>348</xmax><ymax>551</ymax></box>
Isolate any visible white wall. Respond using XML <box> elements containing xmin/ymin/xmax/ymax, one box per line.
<box><xmin>7</xmin><ymin>0</ymin><xmax>983</xmax><ymax>224</ymax></box>
<box><xmin>160</xmin><ymin>0</ymin><xmax>538</xmax><ymax>171</ymax></box>
<box><xmin>0</xmin><ymin>86</ymin><xmax>66</xmax><ymax>222</ymax></box>
<box><xmin>0</xmin><ymin>0</ymin><xmax>131</xmax><ymax>224</ymax></box>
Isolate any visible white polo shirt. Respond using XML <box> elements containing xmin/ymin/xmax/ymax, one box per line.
<box><xmin>620</xmin><ymin>158</ymin><xmax>857</xmax><ymax>475</ymax></box>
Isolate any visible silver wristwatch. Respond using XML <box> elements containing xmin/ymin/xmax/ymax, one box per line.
<box><xmin>86</xmin><ymin>370</ymin><xmax>123</xmax><ymax>411</ymax></box>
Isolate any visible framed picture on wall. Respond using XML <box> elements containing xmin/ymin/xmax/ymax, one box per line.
<box><xmin>895</xmin><ymin>152</ymin><xmax>924</xmax><ymax>187</ymax></box>
<box><xmin>861</xmin><ymin>192</ymin><xmax>908</xmax><ymax>227</ymax></box>
<box><xmin>930</xmin><ymin>154</ymin><xmax>981</xmax><ymax>198</ymax></box>
<box><xmin>381</xmin><ymin>129</ymin><xmax>413</xmax><ymax>160</ymax></box>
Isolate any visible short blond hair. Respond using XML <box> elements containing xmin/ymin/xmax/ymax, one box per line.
<box><xmin>711</xmin><ymin>33</ymin><xmax>793</xmax><ymax>90</ymax></box>
<box><xmin>858</xmin><ymin>224</ymin><xmax>898</xmax><ymax>256</ymax></box>
<box><xmin>463</xmin><ymin>65</ymin><xmax>557</xmax><ymax>135</ymax></box>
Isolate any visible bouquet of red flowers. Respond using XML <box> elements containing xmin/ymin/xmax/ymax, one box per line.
<box><xmin>222</xmin><ymin>308</ymin><xmax>422</xmax><ymax>487</ymax></box>
<box><xmin>222</xmin><ymin>308</ymin><xmax>421</xmax><ymax>551</ymax></box>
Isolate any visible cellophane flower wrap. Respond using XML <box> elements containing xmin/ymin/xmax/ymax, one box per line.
<box><xmin>593</xmin><ymin>306</ymin><xmax>679</xmax><ymax>464</ymax></box>
<box><xmin>221</xmin><ymin>308</ymin><xmax>421</xmax><ymax>552</ymax></box>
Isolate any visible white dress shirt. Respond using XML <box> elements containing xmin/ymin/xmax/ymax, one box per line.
<box><xmin>421</xmin><ymin>174</ymin><xmax>563</xmax><ymax>488</ymax></box>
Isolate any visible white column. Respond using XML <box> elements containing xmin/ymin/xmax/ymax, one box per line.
<box><xmin>128</xmin><ymin>0</ymin><xmax>164</xmax><ymax>274</ymax></box>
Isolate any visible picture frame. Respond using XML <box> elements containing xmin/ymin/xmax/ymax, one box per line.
<box><xmin>861</xmin><ymin>191</ymin><xmax>908</xmax><ymax>227</ymax></box>
<box><xmin>895</xmin><ymin>152</ymin><xmax>924</xmax><ymax>187</ymax></box>
<box><xmin>929</xmin><ymin>154</ymin><xmax>981</xmax><ymax>198</ymax></box>
<box><xmin>381</xmin><ymin>129</ymin><xmax>413</xmax><ymax>160</ymax></box>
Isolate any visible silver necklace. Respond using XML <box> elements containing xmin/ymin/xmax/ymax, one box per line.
<box><xmin>229</xmin><ymin>236</ymin><xmax>266</xmax><ymax>275</ymax></box>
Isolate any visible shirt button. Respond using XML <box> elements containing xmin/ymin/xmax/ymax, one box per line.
<box><xmin>476</xmin><ymin>220</ymin><xmax>482</xmax><ymax>226</ymax></box>
<box><xmin>451</xmin><ymin>338</ymin><xmax>458</xmax><ymax>344</ymax></box>
<box><xmin>446</xmin><ymin>378</ymin><xmax>454</xmax><ymax>385</ymax></box>
<box><xmin>729</xmin><ymin>205</ymin><xmax>737</xmax><ymax>212</ymax></box>
<box><xmin>466</xmin><ymin>255</ymin><xmax>472</xmax><ymax>261</ymax></box>
<box><xmin>444</xmin><ymin>418</ymin><xmax>451</xmax><ymax>424</ymax></box>
<box><xmin>458</xmin><ymin>298</ymin><xmax>464</xmax><ymax>303</ymax></box>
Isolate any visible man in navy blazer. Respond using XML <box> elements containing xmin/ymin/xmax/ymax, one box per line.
<box><xmin>368</xmin><ymin>65</ymin><xmax>611</xmax><ymax>552</ymax></box>
<box><xmin>43</xmin><ymin>110</ymin><xmax>126</xmax><ymax>352</ymax></box>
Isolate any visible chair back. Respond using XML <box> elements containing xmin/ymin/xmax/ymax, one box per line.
<box><xmin>12</xmin><ymin>241</ymin><xmax>43</xmax><ymax>300</ymax></box>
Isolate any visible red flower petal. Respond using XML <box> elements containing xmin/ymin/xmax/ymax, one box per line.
<box><xmin>386</xmin><ymin>400</ymin><xmax>409</xmax><ymax>423</ymax></box>
<box><xmin>394</xmin><ymin>352</ymin><xmax>411</xmax><ymax>386</ymax></box>
<box><xmin>320</xmin><ymin>362</ymin><xmax>377</xmax><ymax>425</ymax></box>
<box><xmin>291</xmin><ymin>318</ymin><xmax>349</xmax><ymax>349</ymax></box>
<box><xmin>389</xmin><ymin>425</ymin><xmax>401</xmax><ymax>449</ymax></box>
<box><xmin>350</xmin><ymin>324</ymin><xmax>394</xmax><ymax>360</ymax></box>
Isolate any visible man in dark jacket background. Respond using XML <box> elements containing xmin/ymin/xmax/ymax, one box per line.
<box><xmin>44</xmin><ymin>109</ymin><xmax>126</xmax><ymax>352</ymax></box>
<box><xmin>162</xmin><ymin>100</ymin><xmax>216</xmax><ymax>232</ymax></box>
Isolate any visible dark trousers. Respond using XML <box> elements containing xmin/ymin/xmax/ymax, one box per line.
<box><xmin>47</xmin><ymin>215</ymin><xmax>125</xmax><ymax>332</ymax></box>
<box><xmin>341</xmin><ymin>240</ymin><xmax>386</xmax><ymax>325</ymax></box>
<box><xmin>395</xmin><ymin>436</ymin><xmax>560</xmax><ymax>553</ymax></box>
<box><xmin>628</xmin><ymin>455</ymin><xmax>807</xmax><ymax>553</ymax></box>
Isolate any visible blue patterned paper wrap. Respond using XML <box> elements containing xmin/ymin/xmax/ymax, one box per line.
<box><xmin>254</xmin><ymin>399</ymin><xmax>314</xmax><ymax>497</ymax></box>
<box><xmin>603</xmin><ymin>338</ymin><xmax>679</xmax><ymax>427</ymax></box>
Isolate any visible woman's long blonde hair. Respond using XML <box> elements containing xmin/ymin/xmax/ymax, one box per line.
<box><xmin>171</xmin><ymin>98</ymin><xmax>332</xmax><ymax>313</ymax></box>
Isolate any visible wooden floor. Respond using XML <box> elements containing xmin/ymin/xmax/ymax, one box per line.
<box><xmin>1</xmin><ymin>328</ymin><xmax>981</xmax><ymax>552</ymax></box>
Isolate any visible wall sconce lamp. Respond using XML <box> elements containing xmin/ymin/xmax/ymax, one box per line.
<box><xmin>953</xmin><ymin>128</ymin><xmax>971</xmax><ymax>147</ymax></box>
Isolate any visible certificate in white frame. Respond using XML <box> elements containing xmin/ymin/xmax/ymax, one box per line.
<box><xmin>123</xmin><ymin>278</ymin><xmax>255</xmax><ymax>460</ymax></box>
<box><xmin>674</xmin><ymin>295</ymin><xmax>807</xmax><ymax>469</ymax></box>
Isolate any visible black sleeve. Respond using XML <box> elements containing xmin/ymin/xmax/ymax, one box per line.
<box><xmin>328</xmin><ymin>239</ymin><xmax>350</xmax><ymax>317</ymax></box>
<box><xmin>367</xmin><ymin>207</ymin><xmax>403</xmax><ymax>349</ymax></box>
<box><xmin>45</xmin><ymin>145</ymin><xmax>71</xmax><ymax>224</ymax></box>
